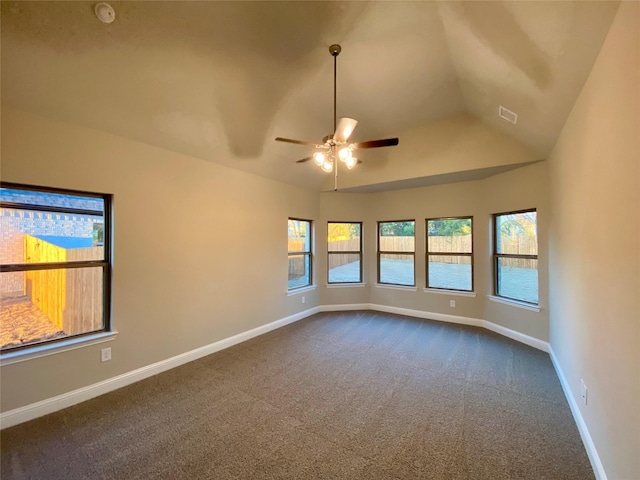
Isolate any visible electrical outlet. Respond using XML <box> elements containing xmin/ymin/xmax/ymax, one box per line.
<box><xmin>580</xmin><ymin>379</ymin><xmax>588</xmax><ymax>405</ymax></box>
<box><xmin>302</xmin><ymin>296</ymin><xmax>305</xmax><ymax>304</ymax></box>
<box><xmin>450</xmin><ymin>300</ymin><xmax>456</xmax><ymax>308</ymax></box>
<box><xmin>101</xmin><ymin>347</ymin><xmax>112</xmax><ymax>363</ymax></box>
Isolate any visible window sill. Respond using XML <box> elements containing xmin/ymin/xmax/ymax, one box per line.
<box><xmin>487</xmin><ymin>295</ymin><xmax>540</xmax><ymax>312</ymax></box>
<box><xmin>0</xmin><ymin>331</ymin><xmax>118</xmax><ymax>366</ymax></box>
<box><xmin>375</xmin><ymin>283</ymin><xmax>418</xmax><ymax>292</ymax></box>
<box><xmin>424</xmin><ymin>288</ymin><xmax>476</xmax><ymax>298</ymax></box>
<box><xmin>327</xmin><ymin>283</ymin><xmax>366</xmax><ymax>289</ymax></box>
<box><xmin>287</xmin><ymin>285</ymin><xmax>316</xmax><ymax>296</ymax></box>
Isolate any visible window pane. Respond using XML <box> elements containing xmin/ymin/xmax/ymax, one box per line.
<box><xmin>0</xmin><ymin>188</ymin><xmax>104</xmax><ymax>212</ymax></box>
<box><xmin>328</xmin><ymin>223</ymin><xmax>360</xmax><ymax>252</ymax></box>
<box><xmin>497</xmin><ymin>258</ymin><xmax>538</xmax><ymax>304</ymax></box>
<box><xmin>379</xmin><ymin>221</ymin><xmax>415</xmax><ymax>252</ymax></box>
<box><xmin>0</xmin><ymin>207</ymin><xmax>105</xmax><ymax>264</ymax></box>
<box><xmin>496</xmin><ymin>212</ymin><xmax>537</xmax><ymax>255</ymax></box>
<box><xmin>428</xmin><ymin>255</ymin><xmax>471</xmax><ymax>291</ymax></box>
<box><xmin>380</xmin><ymin>254</ymin><xmax>414</xmax><ymax>286</ymax></box>
<box><xmin>1</xmin><ymin>267</ymin><xmax>104</xmax><ymax>351</ymax></box>
<box><xmin>427</xmin><ymin>218</ymin><xmax>472</xmax><ymax>253</ymax></box>
<box><xmin>288</xmin><ymin>219</ymin><xmax>310</xmax><ymax>252</ymax></box>
<box><xmin>328</xmin><ymin>253</ymin><xmax>361</xmax><ymax>283</ymax></box>
<box><xmin>288</xmin><ymin>254</ymin><xmax>310</xmax><ymax>289</ymax></box>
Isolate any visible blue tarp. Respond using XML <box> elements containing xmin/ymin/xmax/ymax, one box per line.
<box><xmin>36</xmin><ymin>236</ymin><xmax>94</xmax><ymax>249</ymax></box>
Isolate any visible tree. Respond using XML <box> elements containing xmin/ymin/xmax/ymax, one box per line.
<box><xmin>380</xmin><ymin>221</ymin><xmax>414</xmax><ymax>237</ymax></box>
<box><xmin>427</xmin><ymin>218</ymin><xmax>471</xmax><ymax>236</ymax></box>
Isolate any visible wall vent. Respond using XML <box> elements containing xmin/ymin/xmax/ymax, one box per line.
<box><xmin>498</xmin><ymin>106</ymin><xmax>518</xmax><ymax>125</ymax></box>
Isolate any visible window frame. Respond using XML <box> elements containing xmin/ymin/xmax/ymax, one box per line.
<box><xmin>327</xmin><ymin>221</ymin><xmax>363</xmax><ymax>284</ymax></box>
<box><xmin>492</xmin><ymin>208</ymin><xmax>538</xmax><ymax>305</ymax></box>
<box><xmin>426</xmin><ymin>216</ymin><xmax>474</xmax><ymax>292</ymax></box>
<box><xmin>377</xmin><ymin>219</ymin><xmax>416</xmax><ymax>287</ymax></box>
<box><xmin>287</xmin><ymin>217</ymin><xmax>313</xmax><ymax>291</ymax></box>
<box><xmin>0</xmin><ymin>181</ymin><xmax>112</xmax><ymax>353</ymax></box>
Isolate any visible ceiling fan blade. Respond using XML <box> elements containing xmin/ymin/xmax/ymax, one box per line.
<box><xmin>295</xmin><ymin>157</ymin><xmax>312</xmax><ymax>164</ymax></box>
<box><xmin>275</xmin><ymin>137</ymin><xmax>322</xmax><ymax>148</ymax></box>
<box><xmin>333</xmin><ymin>118</ymin><xmax>358</xmax><ymax>143</ymax></box>
<box><xmin>352</xmin><ymin>138</ymin><xmax>399</xmax><ymax>149</ymax></box>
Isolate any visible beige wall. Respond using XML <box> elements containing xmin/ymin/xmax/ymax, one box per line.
<box><xmin>0</xmin><ymin>107</ymin><xmax>320</xmax><ymax>411</ymax></box>
<box><xmin>548</xmin><ymin>2</ymin><xmax>639</xmax><ymax>479</ymax></box>
<box><xmin>318</xmin><ymin>161</ymin><xmax>550</xmax><ymax>342</ymax></box>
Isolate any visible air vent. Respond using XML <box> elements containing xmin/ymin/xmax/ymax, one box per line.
<box><xmin>499</xmin><ymin>106</ymin><xmax>518</xmax><ymax>125</ymax></box>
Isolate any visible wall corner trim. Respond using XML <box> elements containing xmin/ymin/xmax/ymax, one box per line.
<box><xmin>548</xmin><ymin>346</ymin><xmax>608</xmax><ymax>480</ymax></box>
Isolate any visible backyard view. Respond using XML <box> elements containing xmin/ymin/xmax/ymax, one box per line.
<box><xmin>288</xmin><ymin>219</ymin><xmax>311</xmax><ymax>290</ymax></box>
<box><xmin>0</xmin><ymin>187</ymin><xmax>107</xmax><ymax>350</ymax></box>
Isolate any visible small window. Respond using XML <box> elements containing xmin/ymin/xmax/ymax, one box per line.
<box><xmin>427</xmin><ymin>217</ymin><xmax>473</xmax><ymax>291</ymax></box>
<box><xmin>0</xmin><ymin>183</ymin><xmax>112</xmax><ymax>352</ymax></box>
<box><xmin>328</xmin><ymin>222</ymin><xmax>362</xmax><ymax>284</ymax></box>
<box><xmin>288</xmin><ymin>218</ymin><xmax>312</xmax><ymax>290</ymax></box>
<box><xmin>493</xmin><ymin>209</ymin><xmax>538</xmax><ymax>304</ymax></box>
<box><xmin>378</xmin><ymin>220</ymin><xmax>415</xmax><ymax>286</ymax></box>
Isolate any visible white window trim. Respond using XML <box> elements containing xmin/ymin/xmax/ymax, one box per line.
<box><xmin>375</xmin><ymin>283</ymin><xmax>418</xmax><ymax>292</ymax></box>
<box><xmin>287</xmin><ymin>285</ymin><xmax>316</xmax><ymax>296</ymax></box>
<box><xmin>488</xmin><ymin>295</ymin><xmax>540</xmax><ymax>312</ymax></box>
<box><xmin>0</xmin><ymin>331</ymin><xmax>118</xmax><ymax>366</ymax></box>
<box><xmin>424</xmin><ymin>288</ymin><xmax>476</xmax><ymax>298</ymax></box>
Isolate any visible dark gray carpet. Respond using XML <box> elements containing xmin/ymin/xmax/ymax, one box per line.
<box><xmin>1</xmin><ymin>311</ymin><xmax>593</xmax><ymax>479</ymax></box>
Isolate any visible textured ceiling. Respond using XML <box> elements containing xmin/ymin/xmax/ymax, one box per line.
<box><xmin>1</xmin><ymin>1</ymin><xmax>619</xmax><ymax>191</ymax></box>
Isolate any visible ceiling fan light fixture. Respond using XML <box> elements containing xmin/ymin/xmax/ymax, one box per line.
<box><xmin>313</xmin><ymin>151</ymin><xmax>326</xmax><ymax>166</ymax></box>
<box><xmin>345</xmin><ymin>157</ymin><xmax>357</xmax><ymax>170</ymax></box>
<box><xmin>338</xmin><ymin>146</ymin><xmax>352</xmax><ymax>162</ymax></box>
<box><xmin>321</xmin><ymin>160</ymin><xmax>334</xmax><ymax>173</ymax></box>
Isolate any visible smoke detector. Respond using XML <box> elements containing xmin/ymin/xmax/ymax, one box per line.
<box><xmin>94</xmin><ymin>2</ymin><xmax>116</xmax><ymax>24</ymax></box>
<box><xmin>498</xmin><ymin>106</ymin><xmax>518</xmax><ymax>125</ymax></box>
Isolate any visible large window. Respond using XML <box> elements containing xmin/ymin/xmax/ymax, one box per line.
<box><xmin>427</xmin><ymin>217</ymin><xmax>473</xmax><ymax>291</ymax></box>
<box><xmin>378</xmin><ymin>220</ymin><xmax>415</xmax><ymax>286</ymax></box>
<box><xmin>493</xmin><ymin>209</ymin><xmax>538</xmax><ymax>304</ymax></box>
<box><xmin>288</xmin><ymin>218</ymin><xmax>312</xmax><ymax>290</ymax></box>
<box><xmin>0</xmin><ymin>183</ymin><xmax>112</xmax><ymax>352</ymax></box>
<box><xmin>328</xmin><ymin>222</ymin><xmax>362</xmax><ymax>284</ymax></box>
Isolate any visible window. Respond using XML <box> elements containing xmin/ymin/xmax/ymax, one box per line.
<box><xmin>378</xmin><ymin>220</ymin><xmax>415</xmax><ymax>286</ymax></box>
<box><xmin>0</xmin><ymin>183</ymin><xmax>112</xmax><ymax>352</ymax></box>
<box><xmin>493</xmin><ymin>209</ymin><xmax>538</xmax><ymax>304</ymax></box>
<box><xmin>328</xmin><ymin>222</ymin><xmax>362</xmax><ymax>284</ymax></box>
<box><xmin>427</xmin><ymin>217</ymin><xmax>473</xmax><ymax>291</ymax></box>
<box><xmin>288</xmin><ymin>218</ymin><xmax>312</xmax><ymax>290</ymax></box>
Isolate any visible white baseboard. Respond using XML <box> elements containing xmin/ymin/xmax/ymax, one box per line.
<box><xmin>0</xmin><ymin>304</ymin><xmax>550</xmax><ymax>429</ymax></box>
<box><xmin>482</xmin><ymin>320</ymin><xmax>549</xmax><ymax>352</ymax></box>
<box><xmin>0</xmin><ymin>307</ymin><xmax>319</xmax><ymax>429</ymax></box>
<box><xmin>2</xmin><ymin>304</ymin><xmax>601</xmax><ymax>478</ymax></box>
<box><xmin>549</xmin><ymin>346</ymin><xmax>607</xmax><ymax>480</ymax></box>
<box><xmin>319</xmin><ymin>303</ymin><xmax>370</xmax><ymax>312</ymax></box>
<box><xmin>370</xmin><ymin>303</ymin><xmax>484</xmax><ymax>328</ymax></box>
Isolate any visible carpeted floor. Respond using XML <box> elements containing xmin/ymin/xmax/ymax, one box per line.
<box><xmin>1</xmin><ymin>311</ymin><xmax>593</xmax><ymax>479</ymax></box>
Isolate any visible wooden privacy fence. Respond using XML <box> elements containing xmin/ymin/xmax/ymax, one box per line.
<box><xmin>290</xmin><ymin>234</ymin><xmax>538</xmax><ymax>273</ymax></box>
<box><xmin>328</xmin><ymin>238</ymin><xmax>360</xmax><ymax>270</ymax></box>
<box><xmin>24</xmin><ymin>235</ymin><xmax>103</xmax><ymax>335</ymax></box>
<box><xmin>288</xmin><ymin>239</ymin><xmax>307</xmax><ymax>278</ymax></box>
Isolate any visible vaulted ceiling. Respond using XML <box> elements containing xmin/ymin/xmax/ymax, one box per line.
<box><xmin>1</xmin><ymin>1</ymin><xmax>620</xmax><ymax>192</ymax></box>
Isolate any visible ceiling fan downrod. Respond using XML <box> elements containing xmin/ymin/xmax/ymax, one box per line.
<box><xmin>330</xmin><ymin>44</ymin><xmax>341</xmax><ymax>136</ymax></box>
<box><xmin>330</xmin><ymin>44</ymin><xmax>342</xmax><ymax>191</ymax></box>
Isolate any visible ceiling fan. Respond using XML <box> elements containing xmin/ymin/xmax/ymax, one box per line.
<box><xmin>275</xmin><ymin>44</ymin><xmax>399</xmax><ymax>191</ymax></box>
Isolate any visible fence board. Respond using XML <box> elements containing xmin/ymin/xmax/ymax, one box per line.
<box><xmin>24</xmin><ymin>235</ymin><xmax>103</xmax><ymax>335</ymax></box>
